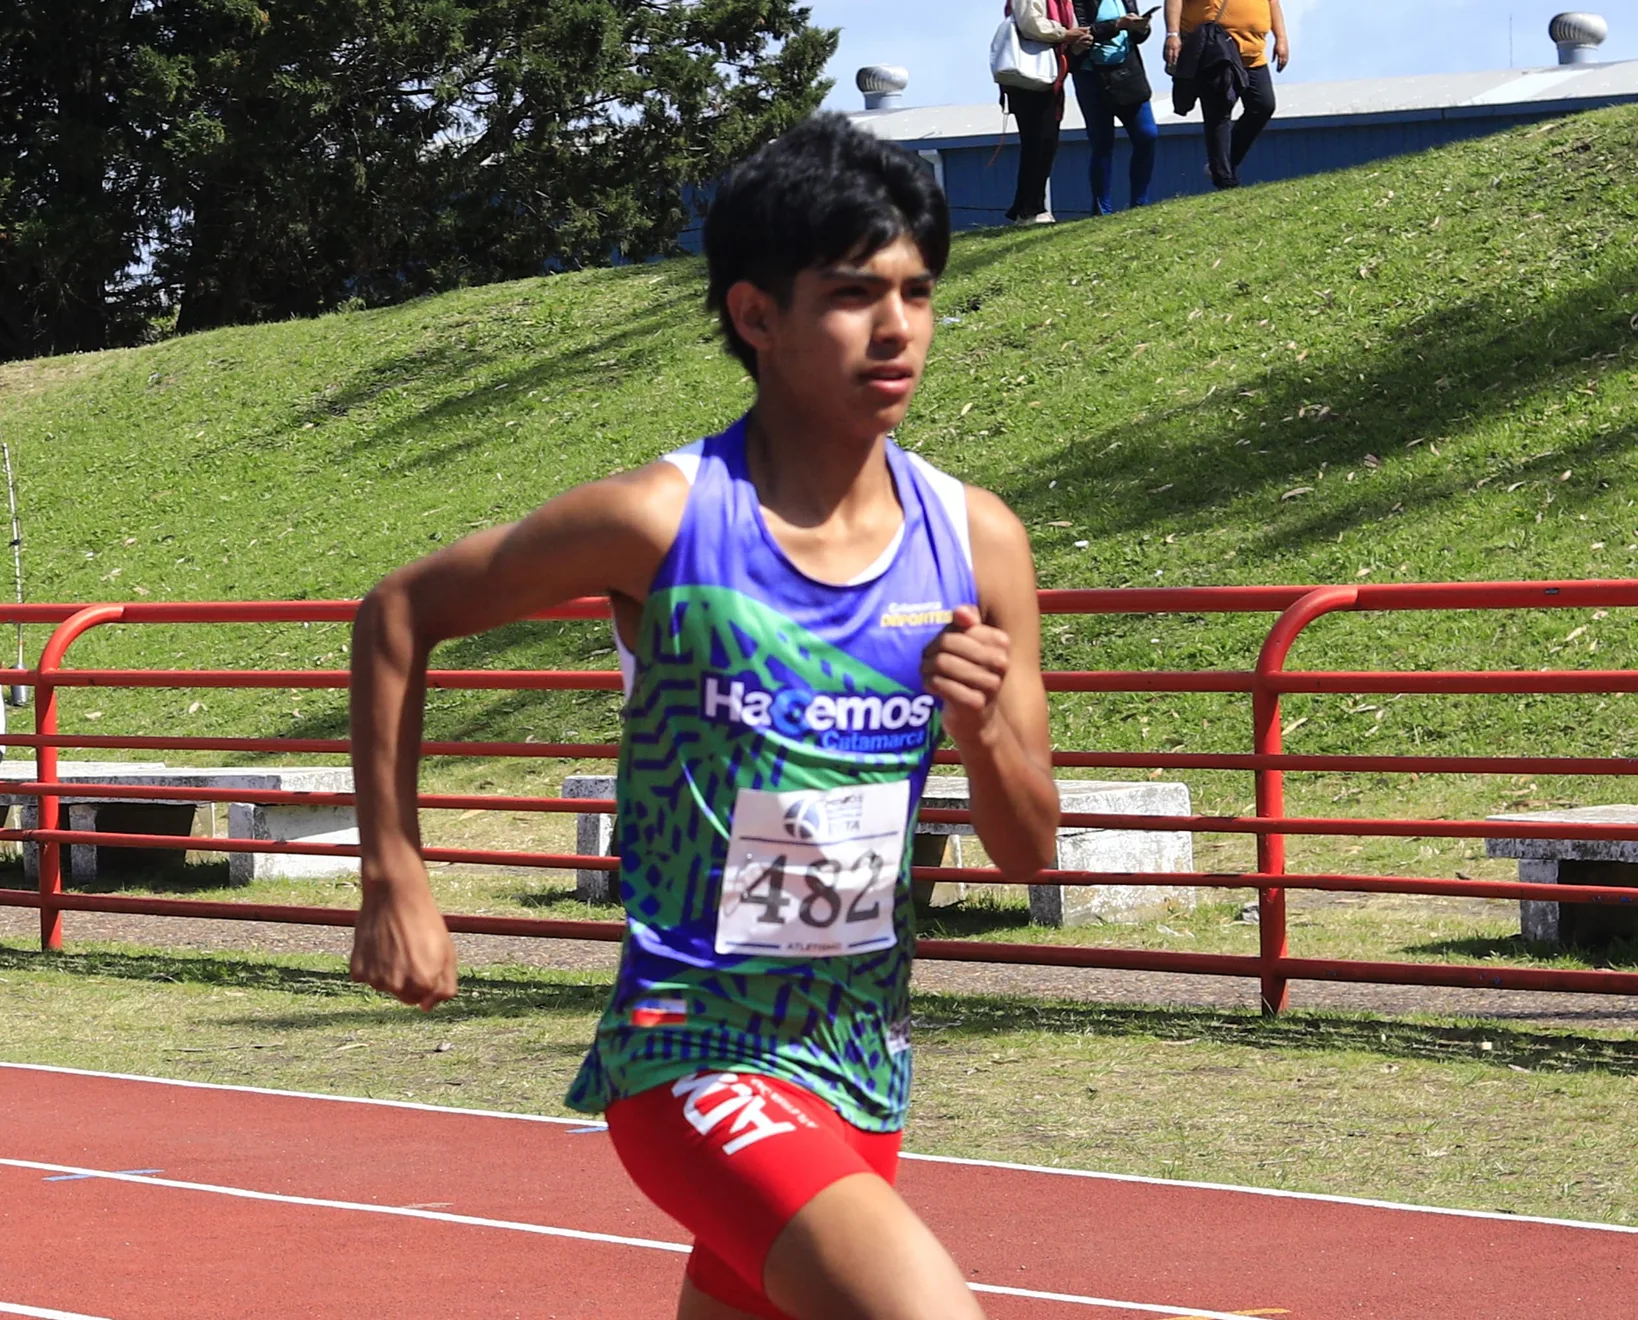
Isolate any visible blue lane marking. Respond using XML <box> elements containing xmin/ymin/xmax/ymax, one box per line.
<box><xmin>44</xmin><ymin>1168</ymin><xmax>162</xmax><ymax>1182</ymax></box>
<box><xmin>567</xmin><ymin>1125</ymin><xmax>608</xmax><ymax>1135</ymax></box>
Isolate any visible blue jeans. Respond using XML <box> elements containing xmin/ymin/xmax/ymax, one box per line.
<box><xmin>1071</xmin><ymin>68</ymin><xmax>1158</xmax><ymax>214</ymax></box>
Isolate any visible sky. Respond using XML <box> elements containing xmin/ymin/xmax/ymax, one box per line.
<box><xmin>814</xmin><ymin>0</ymin><xmax>1638</xmax><ymax>111</ymax></box>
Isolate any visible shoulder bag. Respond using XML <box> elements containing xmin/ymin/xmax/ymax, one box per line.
<box><xmin>1096</xmin><ymin>0</ymin><xmax>1153</xmax><ymax>106</ymax></box>
<box><xmin>991</xmin><ymin>4</ymin><xmax>1062</xmax><ymax>92</ymax></box>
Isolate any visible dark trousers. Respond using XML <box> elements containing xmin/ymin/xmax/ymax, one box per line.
<box><xmin>1007</xmin><ymin>86</ymin><xmax>1062</xmax><ymax>220</ymax></box>
<box><xmin>1200</xmin><ymin>62</ymin><xmax>1275</xmax><ymax>188</ymax></box>
<box><xmin>1070</xmin><ymin>68</ymin><xmax>1158</xmax><ymax>213</ymax></box>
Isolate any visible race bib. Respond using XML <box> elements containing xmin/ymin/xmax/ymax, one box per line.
<box><xmin>716</xmin><ymin>780</ymin><xmax>910</xmax><ymax>958</ymax></box>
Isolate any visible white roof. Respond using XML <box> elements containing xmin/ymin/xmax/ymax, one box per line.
<box><xmin>849</xmin><ymin>59</ymin><xmax>1638</xmax><ymax>145</ymax></box>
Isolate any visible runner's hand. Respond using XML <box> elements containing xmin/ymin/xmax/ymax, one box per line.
<box><xmin>922</xmin><ymin>604</ymin><xmax>1010</xmax><ymax>748</ymax></box>
<box><xmin>1274</xmin><ymin>36</ymin><xmax>1290</xmax><ymax>71</ymax></box>
<box><xmin>350</xmin><ymin>875</ymin><xmax>458</xmax><ymax>1011</ymax></box>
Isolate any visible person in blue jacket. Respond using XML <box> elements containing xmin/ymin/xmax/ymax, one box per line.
<box><xmin>1069</xmin><ymin>0</ymin><xmax>1160</xmax><ymax>213</ymax></box>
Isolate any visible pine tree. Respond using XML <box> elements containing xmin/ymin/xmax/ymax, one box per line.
<box><xmin>0</xmin><ymin>0</ymin><xmax>837</xmax><ymax>359</ymax></box>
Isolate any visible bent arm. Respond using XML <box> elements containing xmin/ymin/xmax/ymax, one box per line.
<box><xmin>352</xmin><ymin>463</ymin><xmax>688</xmax><ymax>893</ymax></box>
<box><xmin>346</xmin><ymin>463</ymin><xmax>687</xmax><ymax>1008</ymax></box>
<box><xmin>1014</xmin><ymin>0</ymin><xmax>1071</xmax><ymax>44</ymax></box>
<box><xmin>959</xmin><ymin>490</ymin><xmax>1060</xmax><ymax>880</ymax></box>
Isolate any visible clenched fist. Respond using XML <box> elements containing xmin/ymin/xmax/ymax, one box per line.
<box><xmin>921</xmin><ymin>604</ymin><xmax>1011</xmax><ymax>748</ymax></box>
<box><xmin>350</xmin><ymin>878</ymin><xmax>458</xmax><ymax>1011</ymax></box>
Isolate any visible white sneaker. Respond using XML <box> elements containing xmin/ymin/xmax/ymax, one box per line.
<box><xmin>1013</xmin><ymin>211</ymin><xmax>1056</xmax><ymax>225</ymax></box>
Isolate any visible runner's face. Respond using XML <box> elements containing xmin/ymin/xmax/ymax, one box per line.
<box><xmin>751</xmin><ymin>233</ymin><xmax>936</xmax><ymax>436</ymax></box>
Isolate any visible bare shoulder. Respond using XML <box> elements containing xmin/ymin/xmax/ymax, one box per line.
<box><xmin>959</xmin><ymin>484</ymin><xmax>1040</xmax><ymax>625</ymax></box>
<box><xmin>444</xmin><ymin>451</ymin><xmax>695</xmax><ymax>614</ymax></box>
<box><xmin>961</xmin><ymin>485</ymin><xmax>1033</xmax><ymax>559</ymax></box>
<box><xmin>510</xmin><ymin>454</ymin><xmax>690</xmax><ymax>553</ymax></box>
<box><xmin>583</xmin><ymin>455</ymin><xmax>694</xmax><ymax>545</ymax></box>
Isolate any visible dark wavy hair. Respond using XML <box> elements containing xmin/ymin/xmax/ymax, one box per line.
<box><xmin>704</xmin><ymin>113</ymin><xmax>951</xmax><ymax>379</ymax></box>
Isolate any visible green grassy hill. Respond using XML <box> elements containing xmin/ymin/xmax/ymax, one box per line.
<box><xmin>2</xmin><ymin>106</ymin><xmax>1637</xmax><ymax>801</ymax></box>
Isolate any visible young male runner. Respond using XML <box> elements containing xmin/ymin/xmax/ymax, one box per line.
<box><xmin>348</xmin><ymin>114</ymin><xmax>1059</xmax><ymax>1320</ymax></box>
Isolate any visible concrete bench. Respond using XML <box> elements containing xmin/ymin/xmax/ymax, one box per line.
<box><xmin>1</xmin><ymin>764</ymin><xmax>358</xmax><ymax>885</ymax></box>
<box><xmin>0</xmin><ymin>762</ymin><xmax>168</xmax><ymax>875</ymax></box>
<box><xmin>1486</xmin><ymin>806</ymin><xmax>1638</xmax><ymax>947</ymax></box>
<box><xmin>562</xmin><ymin>774</ymin><xmax>1194</xmax><ymax>927</ymax></box>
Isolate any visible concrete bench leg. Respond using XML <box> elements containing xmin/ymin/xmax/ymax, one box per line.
<box><xmin>1518</xmin><ymin>857</ymin><xmax>1638</xmax><ymax>948</ymax></box>
<box><xmin>68</xmin><ymin>804</ymin><xmax>99</xmax><ymax>882</ymax></box>
<box><xmin>909</xmin><ymin>833</ymin><xmax>950</xmax><ymax>908</ymax></box>
<box><xmin>564</xmin><ymin>775</ymin><xmax>617</xmax><ymax>903</ymax></box>
<box><xmin>227</xmin><ymin>803</ymin><xmax>359</xmax><ymax>885</ymax></box>
<box><xmin>19</xmin><ymin>802</ymin><xmax>38</xmax><ymax>884</ymax></box>
<box><xmin>23</xmin><ymin>802</ymin><xmax>197</xmax><ymax>883</ymax></box>
<box><xmin>1519</xmin><ymin>859</ymin><xmax>1560</xmax><ymax>944</ymax></box>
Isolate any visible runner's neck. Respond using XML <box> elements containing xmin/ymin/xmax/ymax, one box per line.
<box><xmin>742</xmin><ymin>408</ymin><xmax>905</xmax><ymax>584</ymax></box>
<box><xmin>743</xmin><ymin>405</ymin><xmax>898</xmax><ymax>526</ymax></box>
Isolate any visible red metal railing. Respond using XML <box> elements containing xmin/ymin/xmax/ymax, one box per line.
<box><xmin>3</xmin><ymin>583</ymin><xmax>1638</xmax><ymax>1014</ymax></box>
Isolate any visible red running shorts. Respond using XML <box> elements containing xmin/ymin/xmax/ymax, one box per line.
<box><xmin>606</xmin><ymin>1070</ymin><xmax>902</xmax><ymax>1319</ymax></box>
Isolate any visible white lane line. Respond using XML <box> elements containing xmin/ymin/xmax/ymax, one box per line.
<box><xmin>1</xmin><ymin>1158</ymin><xmax>689</xmax><ymax>1255</ymax></box>
<box><xmin>901</xmin><ymin>1151</ymin><xmax>1638</xmax><ymax>1236</ymax></box>
<box><xmin>5</xmin><ymin>1157</ymin><xmax>1258</xmax><ymax>1317</ymax></box>
<box><xmin>0</xmin><ymin>1303</ymin><xmax>116</xmax><ymax>1320</ymax></box>
<box><xmin>0</xmin><ymin>1060</ymin><xmax>586</xmax><ymax>1127</ymax></box>
<box><xmin>970</xmin><ymin>1284</ymin><xmax>1263</xmax><ymax>1319</ymax></box>
<box><xmin>8</xmin><ymin>1060</ymin><xmax>1636</xmax><ymax>1236</ymax></box>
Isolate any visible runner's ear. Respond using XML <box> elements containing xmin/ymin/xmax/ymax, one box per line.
<box><xmin>725</xmin><ymin>281</ymin><xmax>779</xmax><ymax>358</ymax></box>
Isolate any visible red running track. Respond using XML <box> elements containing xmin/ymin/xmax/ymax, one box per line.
<box><xmin>0</xmin><ymin>1063</ymin><xmax>1632</xmax><ymax>1320</ymax></box>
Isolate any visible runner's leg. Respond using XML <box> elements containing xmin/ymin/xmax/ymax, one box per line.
<box><xmin>609</xmin><ymin>1072</ymin><xmax>981</xmax><ymax>1320</ymax></box>
<box><xmin>762</xmin><ymin>1172</ymin><xmax>986</xmax><ymax>1320</ymax></box>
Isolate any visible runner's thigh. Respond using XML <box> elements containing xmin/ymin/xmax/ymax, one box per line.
<box><xmin>607</xmin><ymin>1070</ymin><xmax>894</xmax><ymax>1307</ymax></box>
<box><xmin>763</xmin><ymin>1172</ymin><xmax>987</xmax><ymax>1320</ymax></box>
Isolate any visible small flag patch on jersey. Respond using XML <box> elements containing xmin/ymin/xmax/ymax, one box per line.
<box><xmin>631</xmin><ymin>997</ymin><xmax>690</xmax><ymax>1027</ymax></box>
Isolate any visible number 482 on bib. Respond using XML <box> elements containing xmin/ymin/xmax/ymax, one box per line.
<box><xmin>716</xmin><ymin>781</ymin><xmax>908</xmax><ymax>957</ymax></box>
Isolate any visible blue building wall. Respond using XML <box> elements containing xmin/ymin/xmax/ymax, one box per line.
<box><xmin>929</xmin><ymin>96</ymin><xmax>1634</xmax><ymax>227</ymax></box>
<box><xmin>677</xmin><ymin>93</ymin><xmax>1636</xmax><ymax>248</ymax></box>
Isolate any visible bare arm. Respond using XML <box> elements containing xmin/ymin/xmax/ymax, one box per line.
<box><xmin>920</xmin><ymin>490</ymin><xmax>1058</xmax><ymax>880</ymax></box>
<box><xmin>1268</xmin><ymin>0</ymin><xmax>1289</xmax><ymax>70</ymax></box>
<box><xmin>348</xmin><ymin>462</ymin><xmax>690</xmax><ymax>1008</ymax></box>
<box><xmin>1163</xmin><ymin>0</ymin><xmax>1184</xmax><ymax>66</ymax></box>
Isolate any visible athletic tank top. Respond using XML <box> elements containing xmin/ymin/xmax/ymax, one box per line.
<box><xmin>565</xmin><ymin>415</ymin><xmax>977</xmax><ymax>1131</ymax></box>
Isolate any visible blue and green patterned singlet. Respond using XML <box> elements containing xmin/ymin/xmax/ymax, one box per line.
<box><xmin>565</xmin><ymin>416</ymin><xmax>976</xmax><ymax>1132</ymax></box>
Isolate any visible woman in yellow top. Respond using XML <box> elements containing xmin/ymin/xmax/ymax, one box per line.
<box><xmin>1163</xmin><ymin>0</ymin><xmax>1290</xmax><ymax>188</ymax></box>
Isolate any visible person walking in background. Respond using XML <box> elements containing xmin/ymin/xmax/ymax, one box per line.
<box><xmin>1004</xmin><ymin>0</ymin><xmax>1091</xmax><ymax>224</ymax></box>
<box><xmin>1164</xmin><ymin>0</ymin><xmax>1289</xmax><ymax>189</ymax></box>
<box><xmin>1069</xmin><ymin>0</ymin><xmax>1160</xmax><ymax>214</ymax></box>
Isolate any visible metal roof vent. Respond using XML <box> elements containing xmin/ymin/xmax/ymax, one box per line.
<box><xmin>1550</xmin><ymin>12</ymin><xmax>1608</xmax><ymax>63</ymax></box>
<box><xmin>857</xmin><ymin>66</ymin><xmax>910</xmax><ymax>111</ymax></box>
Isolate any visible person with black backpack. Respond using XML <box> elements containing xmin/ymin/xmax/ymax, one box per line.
<box><xmin>1068</xmin><ymin>0</ymin><xmax>1160</xmax><ymax>214</ymax></box>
